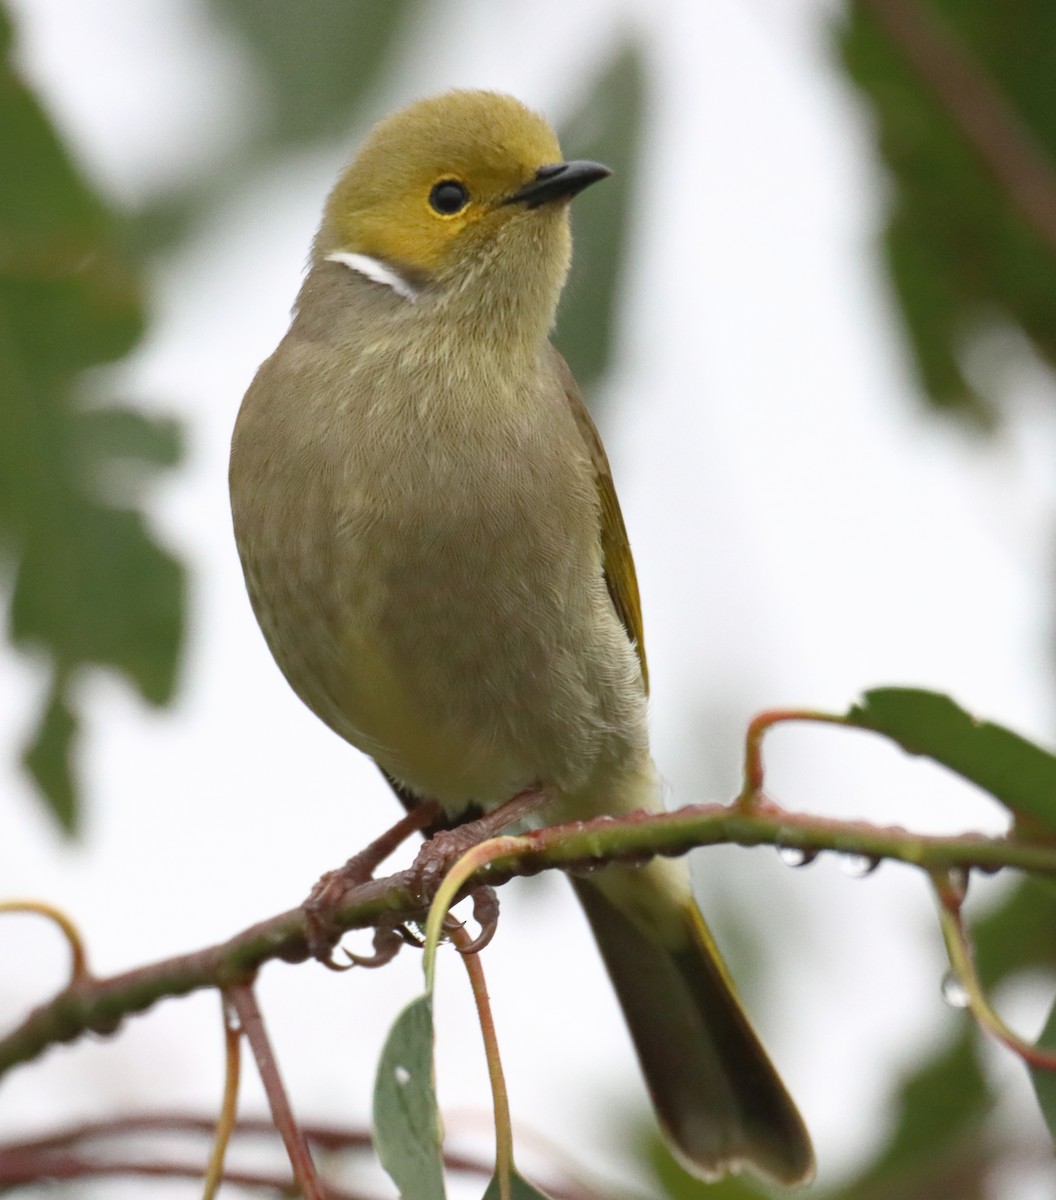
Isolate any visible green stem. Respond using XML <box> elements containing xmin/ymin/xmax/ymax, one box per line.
<box><xmin>498</xmin><ymin>803</ymin><xmax>1056</xmax><ymax>881</ymax></box>
<box><xmin>934</xmin><ymin>877</ymin><xmax>1056</xmax><ymax>1072</ymax></box>
<box><xmin>422</xmin><ymin>836</ymin><xmax>531</xmax><ymax>990</ymax></box>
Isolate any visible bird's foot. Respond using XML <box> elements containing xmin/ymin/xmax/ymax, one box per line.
<box><xmin>342</xmin><ymin>919</ymin><xmax>421</xmax><ymax>969</ymax></box>
<box><xmin>304</xmin><ymin>800</ymin><xmax>442</xmax><ymax>964</ymax></box>
<box><xmin>410</xmin><ymin>785</ymin><xmax>549</xmax><ymax>901</ymax></box>
<box><xmin>408</xmin><ymin>785</ymin><xmax>550</xmax><ymax>953</ymax></box>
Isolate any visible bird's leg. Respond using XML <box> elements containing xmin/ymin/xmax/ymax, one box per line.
<box><xmin>412</xmin><ymin>785</ymin><xmax>549</xmax><ymax>897</ymax></box>
<box><xmin>304</xmin><ymin>800</ymin><xmax>442</xmax><ymax>964</ymax></box>
<box><xmin>410</xmin><ymin>786</ymin><xmax>551</xmax><ymax>952</ymax></box>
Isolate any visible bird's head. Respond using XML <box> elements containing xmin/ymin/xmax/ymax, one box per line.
<box><xmin>313</xmin><ymin>90</ymin><xmax>609</xmax><ymax>342</ymax></box>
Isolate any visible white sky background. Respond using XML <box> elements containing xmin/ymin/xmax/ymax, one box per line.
<box><xmin>3</xmin><ymin>1</ymin><xmax>1056</xmax><ymax>1196</ymax></box>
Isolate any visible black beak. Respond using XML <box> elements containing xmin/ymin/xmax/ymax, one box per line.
<box><xmin>503</xmin><ymin>160</ymin><xmax>612</xmax><ymax>209</ymax></box>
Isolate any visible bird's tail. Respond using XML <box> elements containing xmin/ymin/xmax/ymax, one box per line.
<box><xmin>571</xmin><ymin>863</ymin><xmax>814</xmax><ymax>1186</ymax></box>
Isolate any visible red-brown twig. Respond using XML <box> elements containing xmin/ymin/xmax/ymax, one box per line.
<box><xmin>0</xmin><ymin>1152</ymin><xmax>373</xmax><ymax>1198</ymax></box>
<box><xmin>451</xmin><ymin>922</ymin><xmax>516</xmax><ymax>1198</ymax></box>
<box><xmin>228</xmin><ymin>980</ymin><xmax>324</xmax><ymax>1199</ymax></box>
<box><xmin>738</xmin><ymin>708</ymin><xmax>851</xmax><ymax>808</ymax></box>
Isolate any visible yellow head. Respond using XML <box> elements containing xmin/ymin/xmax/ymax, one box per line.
<box><xmin>313</xmin><ymin>91</ymin><xmax>609</xmax><ymax>334</ymax></box>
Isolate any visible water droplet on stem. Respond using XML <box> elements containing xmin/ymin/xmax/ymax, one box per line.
<box><xmin>947</xmin><ymin>867</ymin><xmax>970</xmax><ymax>901</ymax></box>
<box><xmin>941</xmin><ymin>971</ymin><xmax>971</xmax><ymax>1009</ymax></box>
<box><xmin>777</xmin><ymin>846</ymin><xmax>818</xmax><ymax>868</ymax></box>
<box><xmin>839</xmin><ymin>853</ymin><xmax>880</xmax><ymax>878</ymax></box>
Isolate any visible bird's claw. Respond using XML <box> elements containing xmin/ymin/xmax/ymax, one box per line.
<box><xmin>343</xmin><ymin>922</ymin><xmax>408</xmax><ymax>969</ymax></box>
<box><xmin>458</xmin><ymin>885</ymin><xmax>500</xmax><ymax>954</ymax></box>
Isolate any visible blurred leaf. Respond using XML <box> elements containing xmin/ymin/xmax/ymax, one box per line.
<box><xmin>846</xmin><ymin>688</ymin><xmax>1056</xmax><ymax>834</ymax></box>
<box><xmin>11</xmin><ymin>506</ymin><xmax>183</xmax><ymax>705</ymax></box>
<box><xmin>556</xmin><ymin>39</ymin><xmax>646</xmax><ymax>394</ymax></box>
<box><xmin>1031</xmin><ymin>998</ymin><xmax>1056</xmax><ymax>1149</ymax></box>
<box><xmin>978</xmin><ymin>877</ymin><xmax>1056</xmax><ymax>1154</ymax></box>
<box><xmin>211</xmin><ymin>0</ymin><xmax>415</xmax><ymax>148</ymax></box>
<box><xmin>481</xmin><ymin>1168</ymin><xmax>552</xmax><ymax>1199</ymax></box>
<box><xmin>373</xmin><ymin>994</ymin><xmax>446</xmax><ymax>1200</ymax></box>
<box><xmin>0</xmin><ymin>5</ymin><xmax>185</xmax><ymax>832</ymax></box>
<box><xmin>75</xmin><ymin>408</ymin><xmax>182</xmax><ymax>472</ymax></box>
<box><xmin>973</xmin><ymin>876</ymin><xmax>1056</xmax><ymax>984</ymax></box>
<box><xmin>839</xmin><ymin>1</ymin><xmax>1056</xmax><ymax>424</ymax></box>
<box><xmin>21</xmin><ymin>681</ymin><xmax>77</xmax><ymax>833</ymax></box>
<box><xmin>823</xmin><ymin>878</ymin><xmax>1056</xmax><ymax>1198</ymax></box>
<box><xmin>129</xmin><ymin>3</ymin><xmax>418</xmax><ymax>254</ymax></box>
<box><xmin>837</xmin><ymin>1031</ymin><xmax>990</xmax><ymax>1196</ymax></box>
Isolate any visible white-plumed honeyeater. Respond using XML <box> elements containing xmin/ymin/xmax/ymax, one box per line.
<box><xmin>230</xmin><ymin>89</ymin><xmax>814</xmax><ymax>1185</ymax></box>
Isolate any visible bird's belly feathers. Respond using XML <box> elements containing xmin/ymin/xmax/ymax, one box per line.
<box><xmin>231</xmin><ymin>353</ymin><xmax>649</xmax><ymax>814</ymax></box>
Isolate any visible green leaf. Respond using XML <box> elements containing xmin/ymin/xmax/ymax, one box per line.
<box><xmin>373</xmin><ymin>994</ymin><xmax>447</xmax><ymax>1200</ymax></box>
<box><xmin>21</xmin><ymin>683</ymin><xmax>78</xmax><ymax>834</ymax></box>
<box><xmin>0</xmin><ymin>10</ymin><xmax>186</xmax><ymax>832</ymax></box>
<box><xmin>846</xmin><ymin>687</ymin><xmax>1056</xmax><ymax>834</ymax></box>
<box><xmin>11</xmin><ymin>506</ymin><xmax>184</xmax><ymax>706</ymax></box>
<box><xmin>973</xmin><ymin>876</ymin><xmax>1056</xmax><ymax>985</ymax></box>
<box><xmin>75</xmin><ymin>408</ymin><xmax>183</xmax><ymax>473</ymax></box>
<box><xmin>481</xmin><ymin>1168</ymin><xmax>553</xmax><ymax>1199</ymax></box>
<box><xmin>556</xmin><ymin>39</ymin><xmax>646</xmax><ymax>394</ymax></box>
<box><xmin>1030</xmin><ymin>997</ymin><xmax>1056</xmax><ymax>1149</ymax></box>
<box><xmin>838</xmin><ymin>2</ymin><xmax>1056</xmax><ymax>425</ymax></box>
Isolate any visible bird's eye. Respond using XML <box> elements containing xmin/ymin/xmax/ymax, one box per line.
<box><xmin>429</xmin><ymin>179</ymin><xmax>470</xmax><ymax>215</ymax></box>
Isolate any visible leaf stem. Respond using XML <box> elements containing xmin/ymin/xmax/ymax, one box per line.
<box><xmin>202</xmin><ymin>994</ymin><xmax>242</xmax><ymax>1200</ymax></box>
<box><xmin>422</xmin><ymin>836</ymin><xmax>532</xmax><ymax>990</ymax></box>
<box><xmin>451</xmin><ymin>925</ymin><xmax>516</xmax><ymax>1200</ymax></box>
<box><xmin>933</xmin><ymin>875</ymin><xmax>1056</xmax><ymax>1072</ymax></box>
<box><xmin>0</xmin><ymin>899</ymin><xmax>90</xmax><ymax>983</ymax></box>
<box><xmin>739</xmin><ymin>709</ymin><xmax>851</xmax><ymax>808</ymax></box>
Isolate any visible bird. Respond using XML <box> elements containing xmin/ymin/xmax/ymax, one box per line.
<box><xmin>229</xmin><ymin>88</ymin><xmax>814</xmax><ymax>1186</ymax></box>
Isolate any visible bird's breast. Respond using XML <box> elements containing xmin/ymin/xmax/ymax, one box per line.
<box><xmin>232</xmin><ymin>331</ymin><xmax>648</xmax><ymax>812</ymax></box>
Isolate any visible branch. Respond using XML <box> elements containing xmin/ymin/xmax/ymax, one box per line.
<box><xmin>0</xmin><ymin>1153</ymin><xmax>373</xmax><ymax>1198</ymax></box>
<box><xmin>0</xmin><ymin>1112</ymin><xmax>607</xmax><ymax>1200</ymax></box>
<box><xmin>856</xmin><ymin>0</ymin><xmax>1056</xmax><ymax>257</ymax></box>
<box><xmin>3</xmin><ymin>800</ymin><xmax>1053</xmax><ymax>1082</ymax></box>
